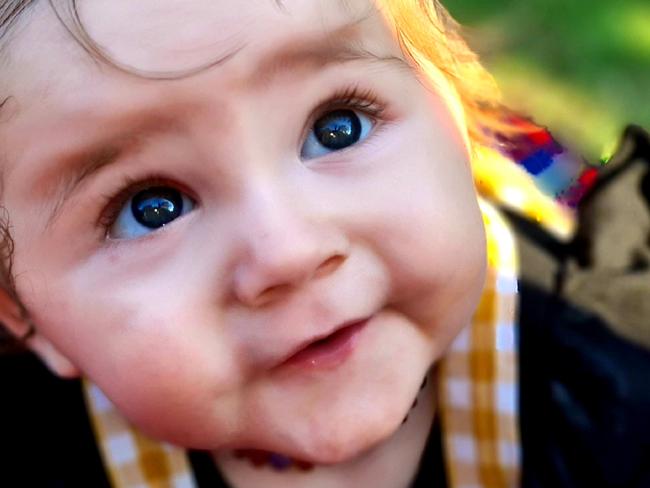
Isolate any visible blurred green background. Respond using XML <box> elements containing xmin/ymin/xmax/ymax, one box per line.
<box><xmin>445</xmin><ymin>0</ymin><xmax>650</xmax><ymax>161</ymax></box>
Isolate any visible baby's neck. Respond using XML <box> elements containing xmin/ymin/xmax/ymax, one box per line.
<box><xmin>212</xmin><ymin>372</ymin><xmax>436</xmax><ymax>488</ymax></box>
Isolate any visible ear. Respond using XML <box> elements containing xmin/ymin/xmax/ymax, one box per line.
<box><xmin>0</xmin><ymin>289</ymin><xmax>80</xmax><ymax>379</ymax></box>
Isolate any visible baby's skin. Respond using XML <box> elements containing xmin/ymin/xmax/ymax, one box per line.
<box><xmin>0</xmin><ymin>0</ymin><xmax>486</xmax><ymax>486</ymax></box>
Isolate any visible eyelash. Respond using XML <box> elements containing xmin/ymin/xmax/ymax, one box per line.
<box><xmin>96</xmin><ymin>84</ymin><xmax>387</xmax><ymax>236</ymax></box>
<box><xmin>314</xmin><ymin>84</ymin><xmax>385</xmax><ymax>119</ymax></box>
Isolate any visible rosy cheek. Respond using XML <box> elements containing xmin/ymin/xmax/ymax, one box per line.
<box><xmin>83</xmin><ymin>329</ymin><xmax>239</xmax><ymax>444</ymax></box>
<box><xmin>27</xmin><ymin>277</ymin><xmax>238</xmax><ymax>437</ymax></box>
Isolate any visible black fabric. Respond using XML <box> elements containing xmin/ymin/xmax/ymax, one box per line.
<box><xmin>0</xmin><ymin>353</ymin><xmax>110</xmax><ymax>488</ymax></box>
<box><xmin>411</xmin><ymin>413</ymin><xmax>448</xmax><ymax>487</ymax></box>
<box><xmin>189</xmin><ymin>450</ymin><xmax>230</xmax><ymax>488</ymax></box>
<box><xmin>519</xmin><ymin>280</ymin><xmax>650</xmax><ymax>488</ymax></box>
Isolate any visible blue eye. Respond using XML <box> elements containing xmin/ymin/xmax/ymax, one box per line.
<box><xmin>301</xmin><ymin>109</ymin><xmax>373</xmax><ymax>159</ymax></box>
<box><xmin>109</xmin><ymin>187</ymin><xmax>195</xmax><ymax>239</ymax></box>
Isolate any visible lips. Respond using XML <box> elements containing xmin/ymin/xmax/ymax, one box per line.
<box><xmin>275</xmin><ymin>318</ymin><xmax>370</xmax><ymax>370</ymax></box>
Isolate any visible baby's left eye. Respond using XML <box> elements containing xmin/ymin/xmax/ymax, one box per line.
<box><xmin>108</xmin><ymin>186</ymin><xmax>195</xmax><ymax>240</ymax></box>
<box><xmin>301</xmin><ymin>109</ymin><xmax>374</xmax><ymax>159</ymax></box>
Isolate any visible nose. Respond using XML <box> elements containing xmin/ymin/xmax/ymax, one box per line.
<box><xmin>232</xmin><ymin>194</ymin><xmax>348</xmax><ymax>307</ymax></box>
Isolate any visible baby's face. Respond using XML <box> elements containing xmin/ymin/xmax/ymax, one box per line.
<box><xmin>2</xmin><ymin>0</ymin><xmax>486</xmax><ymax>462</ymax></box>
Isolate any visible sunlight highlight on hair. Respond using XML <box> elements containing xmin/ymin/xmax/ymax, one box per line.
<box><xmin>375</xmin><ymin>0</ymin><xmax>503</xmax><ymax>146</ymax></box>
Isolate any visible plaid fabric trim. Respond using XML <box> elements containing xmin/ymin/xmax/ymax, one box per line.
<box><xmin>83</xmin><ymin>382</ymin><xmax>198</xmax><ymax>488</ymax></box>
<box><xmin>438</xmin><ymin>198</ymin><xmax>521</xmax><ymax>488</ymax></box>
<box><xmin>83</xmin><ymin>197</ymin><xmax>527</xmax><ymax>488</ymax></box>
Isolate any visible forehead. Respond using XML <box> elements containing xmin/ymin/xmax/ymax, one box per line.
<box><xmin>1</xmin><ymin>0</ymin><xmax>389</xmax><ymax>99</ymax></box>
<box><xmin>0</xmin><ymin>0</ymin><xmax>404</xmax><ymax>173</ymax></box>
<box><xmin>0</xmin><ymin>0</ymin><xmax>404</xmax><ymax>163</ymax></box>
<box><xmin>0</xmin><ymin>0</ymin><xmax>413</xmax><ymax>208</ymax></box>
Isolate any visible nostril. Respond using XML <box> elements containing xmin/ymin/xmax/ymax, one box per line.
<box><xmin>252</xmin><ymin>284</ymin><xmax>292</xmax><ymax>307</ymax></box>
<box><xmin>314</xmin><ymin>254</ymin><xmax>346</xmax><ymax>279</ymax></box>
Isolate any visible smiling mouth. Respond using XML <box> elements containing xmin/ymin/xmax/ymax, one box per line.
<box><xmin>278</xmin><ymin>318</ymin><xmax>371</xmax><ymax>371</ymax></box>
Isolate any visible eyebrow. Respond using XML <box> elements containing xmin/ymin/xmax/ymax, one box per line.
<box><xmin>29</xmin><ymin>18</ymin><xmax>408</xmax><ymax>228</ymax></box>
<box><xmin>244</xmin><ymin>31</ymin><xmax>407</xmax><ymax>90</ymax></box>
<box><xmin>36</xmin><ymin>117</ymin><xmax>181</xmax><ymax>230</ymax></box>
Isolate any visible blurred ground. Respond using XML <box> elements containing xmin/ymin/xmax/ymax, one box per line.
<box><xmin>445</xmin><ymin>0</ymin><xmax>650</xmax><ymax>162</ymax></box>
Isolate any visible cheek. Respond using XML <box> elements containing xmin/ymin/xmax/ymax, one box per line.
<box><xmin>381</xmin><ymin>188</ymin><xmax>487</xmax><ymax>344</ymax></box>
<box><xmin>339</xmin><ymin>117</ymin><xmax>487</xmax><ymax>338</ymax></box>
<box><xmin>353</xmin><ymin>122</ymin><xmax>484</xmax><ymax>280</ymax></box>
<box><xmin>22</xmin><ymin>266</ymin><xmax>242</xmax><ymax>445</ymax></box>
<box><xmin>91</xmin><ymin>333</ymin><xmax>233</xmax><ymax>444</ymax></box>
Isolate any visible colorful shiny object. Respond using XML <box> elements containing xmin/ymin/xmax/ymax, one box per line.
<box><xmin>472</xmin><ymin>111</ymin><xmax>604</xmax><ymax>241</ymax></box>
<box><xmin>490</xmin><ymin>112</ymin><xmax>600</xmax><ymax>208</ymax></box>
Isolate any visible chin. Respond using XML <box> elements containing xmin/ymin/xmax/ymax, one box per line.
<box><xmin>298</xmin><ymin>422</ymin><xmax>395</xmax><ymax>465</ymax></box>
<box><xmin>283</xmin><ymin>390</ymin><xmax>412</xmax><ymax>465</ymax></box>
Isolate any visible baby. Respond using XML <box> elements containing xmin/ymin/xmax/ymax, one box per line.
<box><xmin>0</xmin><ymin>0</ymin><xmax>582</xmax><ymax>487</ymax></box>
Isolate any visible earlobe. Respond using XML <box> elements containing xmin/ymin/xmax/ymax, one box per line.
<box><xmin>0</xmin><ymin>287</ymin><xmax>33</xmax><ymax>340</ymax></box>
<box><xmin>0</xmin><ymin>288</ymin><xmax>80</xmax><ymax>378</ymax></box>
<box><xmin>27</xmin><ymin>334</ymin><xmax>81</xmax><ymax>379</ymax></box>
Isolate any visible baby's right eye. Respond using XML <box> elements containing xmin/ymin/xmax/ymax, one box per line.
<box><xmin>108</xmin><ymin>186</ymin><xmax>195</xmax><ymax>240</ymax></box>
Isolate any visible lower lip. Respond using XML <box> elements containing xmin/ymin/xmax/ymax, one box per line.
<box><xmin>280</xmin><ymin>319</ymin><xmax>369</xmax><ymax>371</ymax></box>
